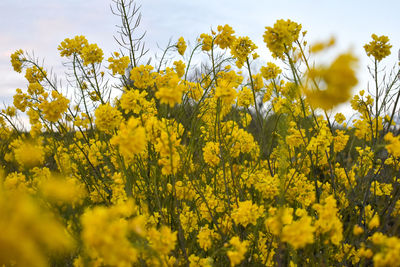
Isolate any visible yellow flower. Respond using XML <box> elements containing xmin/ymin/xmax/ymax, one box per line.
<box><xmin>110</xmin><ymin>117</ymin><xmax>147</xmax><ymax>160</ymax></box>
<box><xmin>313</xmin><ymin>195</ymin><xmax>343</xmax><ymax>246</ymax></box>
<box><xmin>232</xmin><ymin>200</ymin><xmax>264</xmax><ymax>227</ymax></box>
<box><xmin>260</xmin><ymin>62</ymin><xmax>282</xmax><ymax>80</ymax></box>
<box><xmin>281</xmin><ymin>214</ymin><xmax>315</xmax><ymax>249</ymax></box>
<box><xmin>39</xmin><ymin>91</ymin><xmax>70</xmax><ymax>123</ymax></box>
<box><xmin>176</xmin><ymin>36</ymin><xmax>187</xmax><ymax>55</ymax></box>
<box><xmin>81</xmin><ymin>43</ymin><xmax>104</xmax><ymax>65</ymax></box>
<box><xmin>384</xmin><ymin>132</ymin><xmax>400</xmax><ymax>158</ymax></box>
<box><xmin>230</xmin><ymin>36</ymin><xmax>257</xmax><ymax>68</ymax></box>
<box><xmin>108</xmin><ymin>54</ymin><xmax>130</xmax><ymax>75</ymax></box>
<box><xmin>147</xmin><ymin>226</ymin><xmax>177</xmax><ymax>256</ymax></box>
<box><xmin>198</xmin><ymin>33</ymin><xmax>213</xmax><ymax>51</ymax></box>
<box><xmin>173</xmin><ymin>60</ymin><xmax>186</xmax><ymax>78</ymax></box>
<box><xmin>304</xmin><ymin>53</ymin><xmax>358</xmax><ymax>110</ymax></box>
<box><xmin>226</xmin><ymin>236</ymin><xmax>249</xmax><ymax>267</ymax></box>
<box><xmin>364</xmin><ymin>34</ymin><xmax>392</xmax><ymax>61</ymax></box>
<box><xmin>94</xmin><ymin>103</ymin><xmax>122</xmax><ymax>132</ymax></box>
<box><xmin>215</xmin><ymin>79</ymin><xmax>237</xmax><ymax>105</ymax></box>
<box><xmin>25</xmin><ymin>66</ymin><xmax>47</xmax><ymax>83</ymax></box>
<box><xmin>215</xmin><ymin>24</ymin><xmax>236</xmax><ymax>49</ymax></box>
<box><xmin>203</xmin><ymin>141</ymin><xmax>220</xmax><ymax>167</ymax></box>
<box><xmin>236</xmin><ymin>87</ymin><xmax>254</xmax><ymax>108</ymax></box>
<box><xmin>263</xmin><ymin>19</ymin><xmax>302</xmax><ymax>59</ymax></box>
<box><xmin>155</xmin><ymin>73</ymin><xmax>185</xmax><ymax>107</ymax></box>
<box><xmin>58</xmin><ymin>35</ymin><xmax>89</xmax><ymax>57</ymax></box>
<box><xmin>10</xmin><ymin>49</ymin><xmax>24</xmax><ymax>73</ymax></box>
<box><xmin>130</xmin><ymin>64</ymin><xmax>156</xmax><ymax>89</ymax></box>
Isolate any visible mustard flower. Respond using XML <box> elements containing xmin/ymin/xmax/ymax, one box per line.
<box><xmin>304</xmin><ymin>53</ymin><xmax>358</xmax><ymax>110</ymax></box>
<box><xmin>263</xmin><ymin>19</ymin><xmax>302</xmax><ymax>59</ymax></box>
<box><xmin>364</xmin><ymin>34</ymin><xmax>392</xmax><ymax>61</ymax></box>
<box><xmin>10</xmin><ymin>49</ymin><xmax>24</xmax><ymax>73</ymax></box>
<box><xmin>130</xmin><ymin>64</ymin><xmax>156</xmax><ymax>89</ymax></box>
<box><xmin>108</xmin><ymin>53</ymin><xmax>130</xmax><ymax>75</ymax></box>
<box><xmin>231</xmin><ymin>200</ymin><xmax>264</xmax><ymax>227</ymax></box>
<box><xmin>58</xmin><ymin>35</ymin><xmax>89</xmax><ymax>57</ymax></box>
<box><xmin>226</xmin><ymin>236</ymin><xmax>249</xmax><ymax>267</ymax></box>
<box><xmin>215</xmin><ymin>24</ymin><xmax>236</xmax><ymax>49</ymax></box>
<box><xmin>202</xmin><ymin>141</ymin><xmax>220</xmax><ymax>167</ymax></box>
<box><xmin>230</xmin><ymin>36</ymin><xmax>257</xmax><ymax>68</ymax></box>
<box><xmin>81</xmin><ymin>43</ymin><xmax>104</xmax><ymax>66</ymax></box>
<box><xmin>260</xmin><ymin>62</ymin><xmax>282</xmax><ymax>80</ymax></box>
<box><xmin>176</xmin><ymin>36</ymin><xmax>187</xmax><ymax>55</ymax></box>
<box><xmin>94</xmin><ymin>103</ymin><xmax>122</xmax><ymax>132</ymax></box>
<box><xmin>110</xmin><ymin>117</ymin><xmax>146</xmax><ymax>160</ymax></box>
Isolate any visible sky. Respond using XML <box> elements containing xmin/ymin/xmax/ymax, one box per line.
<box><xmin>1</xmin><ymin>0</ymin><xmax>399</xmax><ymax>114</ymax></box>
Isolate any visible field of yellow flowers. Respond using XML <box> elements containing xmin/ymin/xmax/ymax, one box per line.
<box><xmin>2</xmin><ymin>0</ymin><xmax>400</xmax><ymax>266</ymax></box>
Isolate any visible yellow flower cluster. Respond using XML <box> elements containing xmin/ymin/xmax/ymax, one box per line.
<box><xmin>263</xmin><ymin>19</ymin><xmax>302</xmax><ymax>59</ymax></box>
<box><xmin>176</xmin><ymin>36</ymin><xmax>187</xmax><ymax>55</ymax></box>
<box><xmin>108</xmin><ymin>52</ymin><xmax>130</xmax><ymax>75</ymax></box>
<box><xmin>230</xmin><ymin>36</ymin><xmax>257</xmax><ymax>68</ymax></box>
<box><xmin>364</xmin><ymin>34</ymin><xmax>392</xmax><ymax>61</ymax></box>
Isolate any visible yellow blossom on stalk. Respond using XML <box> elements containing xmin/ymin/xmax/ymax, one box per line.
<box><xmin>58</xmin><ymin>35</ymin><xmax>89</xmax><ymax>57</ymax></box>
<box><xmin>176</xmin><ymin>36</ymin><xmax>187</xmax><ymax>55</ymax></box>
<box><xmin>313</xmin><ymin>195</ymin><xmax>343</xmax><ymax>246</ymax></box>
<box><xmin>13</xmin><ymin>88</ymin><xmax>30</xmax><ymax>112</ymax></box>
<box><xmin>333</xmin><ymin>130</ymin><xmax>349</xmax><ymax>153</ymax></box>
<box><xmin>215</xmin><ymin>24</ymin><xmax>236</xmax><ymax>49</ymax></box>
<box><xmin>230</xmin><ymin>36</ymin><xmax>257</xmax><ymax>68</ymax></box>
<box><xmin>25</xmin><ymin>66</ymin><xmax>47</xmax><ymax>83</ymax></box>
<box><xmin>39</xmin><ymin>91</ymin><xmax>70</xmax><ymax>122</ymax></box>
<box><xmin>263</xmin><ymin>19</ymin><xmax>302</xmax><ymax>59</ymax></box>
<box><xmin>371</xmin><ymin>181</ymin><xmax>392</xmax><ymax>196</ymax></box>
<box><xmin>110</xmin><ymin>117</ymin><xmax>147</xmax><ymax>160</ymax></box>
<box><xmin>265</xmin><ymin>207</ymin><xmax>293</xmax><ymax>235</ymax></box>
<box><xmin>81</xmin><ymin>200</ymin><xmax>139</xmax><ymax>266</ymax></box>
<box><xmin>108</xmin><ymin>52</ymin><xmax>130</xmax><ymax>75</ymax></box>
<box><xmin>130</xmin><ymin>65</ymin><xmax>156</xmax><ymax>89</ymax></box>
<box><xmin>232</xmin><ymin>201</ymin><xmax>264</xmax><ymax>227</ymax></box>
<box><xmin>384</xmin><ymin>132</ymin><xmax>400</xmax><ymax>157</ymax></box>
<box><xmin>251</xmin><ymin>73</ymin><xmax>264</xmax><ymax>92</ymax></box>
<box><xmin>81</xmin><ymin>43</ymin><xmax>104</xmax><ymax>66</ymax></box>
<box><xmin>173</xmin><ymin>60</ymin><xmax>186</xmax><ymax>78</ymax></box>
<box><xmin>155</xmin><ymin>73</ymin><xmax>185</xmax><ymax>107</ymax></box>
<box><xmin>237</xmin><ymin>87</ymin><xmax>254</xmax><ymax>108</ymax></box>
<box><xmin>94</xmin><ymin>103</ymin><xmax>122</xmax><ymax>132</ymax></box>
<box><xmin>27</xmin><ymin>82</ymin><xmax>44</xmax><ymax>95</ymax></box>
<box><xmin>10</xmin><ymin>49</ymin><xmax>24</xmax><ymax>73</ymax></box>
<box><xmin>215</xmin><ymin>79</ymin><xmax>237</xmax><ymax>105</ymax></box>
<box><xmin>147</xmin><ymin>226</ymin><xmax>177</xmax><ymax>256</ymax></box>
<box><xmin>198</xmin><ymin>33</ymin><xmax>213</xmax><ymax>51</ymax></box>
<box><xmin>260</xmin><ymin>62</ymin><xmax>282</xmax><ymax>80</ymax></box>
<box><xmin>335</xmin><ymin>112</ymin><xmax>346</xmax><ymax>124</ymax></box>
<box><xmin>226</xmin><ymin>236</ymin><xmax>249</xmax><ymax>267</ymax></box>
<box><xmin>364</xmin><ymin>34</ymin><xmax>392</xmax><ymax>61</ymax></box>
<box><xmin>11</xmin><ymin>138</ymin><xmax>45</xmax><ymax>168</ymax></box>
<box><xmin>304</xmin><ymin>53</ymin><xmax>358</xmax><ymax>110</ymax></box>
<box><xmin>197</xmin><ymin>225</ymin><xmax>219</xmax><ymax>251</ymax></box>
<box><xmin>119</xmin><ymin>89</ymin><xmax>148</xmax><ymax>114</ymax></box>
<box><xmin>203</xmin><ymin>141</ymin><xmax>220</xmax><ymax>167</ymax></box>
<box><xmin>281</xmin><ymin>211</ymin><xmax>315</xmax><ymax>249</ymax></box>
